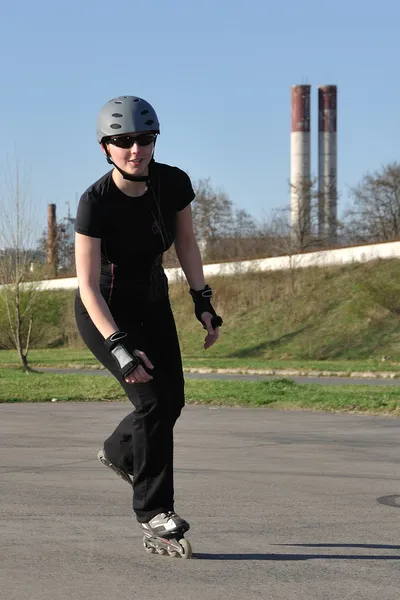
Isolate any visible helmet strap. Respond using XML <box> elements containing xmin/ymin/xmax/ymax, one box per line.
<box><xmin>114</xmin><ymin>163</ymin><xmax>150</xmax><ymax>182</ymax></box>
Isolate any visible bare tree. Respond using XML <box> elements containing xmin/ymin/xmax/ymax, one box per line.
<box><xmin>36</xmin><ymin>218</ymin><xmax>75</xmax><ymax>275</ymax></box>
<box><xmin>190</xmin><ymin>178</ymin><xmax>273</xmax><ymax>262</ymax></box>
<box><xmin>226</xmin><ymin>208</ymin><xmax>261</xmax><ymax>260</ymax></box>
<box><xmin>164</xmin><ymin>177</ymin><xmax>235</xmax><ymax>266</ymax></box>
<box><xmin>259</xmin><ymin>194</ymin><xmax>327</xmax><ymax>295</ymax></box>
<box><xmin>289</xmin><ymin>176</ymin><xmax>324</xmax><ymax>251</ymax></box>
<box><xmin>202</xmin><ymin>206</ymin><xmax>267</xmax><ymax>262</ymax></box>
<box><xmin>255</xmin><ymin>208</ymin><xmax>298</xmax><ymax>294</ymax></box>
<box><xmin>233</xmin><ymin>208</ymin><xmax>258</xmax><ymax>237</ymax></box>
<box><xmin>0</xmin><ymin>160</ymin><xmax>42</xmax><ymax>371</ymax></box>
<box><xmin>343</xmin><ymin>162</ymin><xmax>400</xmax><ymax>243</ymax></box>
<box><xmin>191</xmin><ymin>178</ymin><xmax>234</xmax><ymax>253</ymax></box>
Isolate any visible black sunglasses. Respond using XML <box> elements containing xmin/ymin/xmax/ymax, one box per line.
<box><xmin>107</xmin><ymin>133</ymin><xmax>157</xmax><ymax>149</ymax></box>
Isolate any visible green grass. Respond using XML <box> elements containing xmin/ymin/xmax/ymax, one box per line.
<box><xmin>0</xmin><ymin>348</ymin><xmax>100</xmax><ymax>368</ymax></box>
<box><xmin>170</xmin><ymin>260</ymin><xmax>400</xmax><ymax>365</ymax></box>
<box><xmin>0</xmin><ymin>368</ymin><xmax>121</xmax><ymax>402</ymax></box>
<box><xmin>0</xmin><ymin>349</ymin><xmax>399</xmax><ymax>375</ymax></box>
<box><xmin>1</xmin><ymin>368</ymin><xmax>399</xmax><ymax>415</ymax></box>
<box><xmin>3</xmin><ymin>259</ymin><xmax>400</xmax><ymax>374</ymax></box>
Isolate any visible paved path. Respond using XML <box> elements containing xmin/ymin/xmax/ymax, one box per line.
<box><xmin>38</xmin><ymin>367</ymin><xmax>400</xmax><ymax>386</ymax></box>
<box><xmin>1</xmin><ymin>403</ymin><xmax>399</xmax><ymax>600</ymax></box>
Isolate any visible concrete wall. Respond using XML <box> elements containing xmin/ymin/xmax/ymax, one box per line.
<box><xmin>19</xmin><ymin>240</ymin><xmax>400</xmax><ymax>291</ymax></box>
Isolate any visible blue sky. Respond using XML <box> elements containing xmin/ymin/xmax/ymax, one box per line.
<box><xmin>0</xmin><ymin>0</ymin><xmax>399</xmax><ymax>239</ymax></box>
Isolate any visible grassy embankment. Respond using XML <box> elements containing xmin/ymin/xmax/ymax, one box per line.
<box><xmin>2</xmin><ymin>259</ymin><xmax>400</xmax><ymax>371</ymax></box>
<box><xmin>1</xmin><ymin>259</ymin><xmax>400</xmax><ymax>414</ymax></box>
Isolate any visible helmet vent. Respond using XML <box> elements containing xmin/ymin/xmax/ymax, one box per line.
<box><xmin>114</xmin><ymin>100</ymin><xmax>122</xmax><ymax>104</ymax></box>
<box><xmin>110</xmin><ymin>124</ymin><xmax>122</xmax><ymax>129</ymax></box>
<box><xmin>112</xmin><ymin>113</ymin><xmax>123</xmax><ymax>118</ymax></box>
<box><xmin>141</xmin><ymin>109</ymin><xmax>149</xmax><ymax>115</ymax></box>
<box><xmin>134</xmin><ymin>98</ymin><xmax>140</xmax><ymax>102</ymax></box>
<box><xmin>145</xmin><ymin>119</ymin><xmax>154</xmax><ymax>126</ymax></box>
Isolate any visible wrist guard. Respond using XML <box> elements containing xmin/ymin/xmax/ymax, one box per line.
<box><xmin>189</xmin><ymin>285</ymin><xmax>223</xmax><ymax>330</ymax></box>
<box><xmin>104</xmin><ymin>331</ymin><xmax>142</xmax><ymax>378</ymax></box>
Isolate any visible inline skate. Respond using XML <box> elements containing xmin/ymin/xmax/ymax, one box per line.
<box><xmin>139</xmin><ymin>511</ymin><xmax>192</xmax><ymax>559</ymax></box>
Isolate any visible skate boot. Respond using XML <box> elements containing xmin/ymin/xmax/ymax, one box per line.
<box><xmin>97</xmin><ymin>448</ymin><xmax>133</xmax><ymax>487</ymax></box>
<box><xmin>139</xmin><ymin>511</ymin><xmax>192</xmax><ymax>559</ymax></box>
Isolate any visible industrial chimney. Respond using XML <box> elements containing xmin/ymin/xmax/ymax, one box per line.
<box><xmin>318</xmin><ymin>85</ymin><xmax>337</xmax><ymax>244</ymax></box>
<box><xmin>46</xmin><ymin>203</ymin><xmax>58</xmax><ymax>276</ymax></box>
<box><xmin>290</xmin><ymin>85</ymin><xmax>311</xmax><ymax>243</ymax></box>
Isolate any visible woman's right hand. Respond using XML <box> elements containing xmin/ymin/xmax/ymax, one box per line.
<box><xmin>104</xmin><ymin>332</ymin><xmax>154</xmax><ymax>384</ymax></box>
<box><xmin>125</xmin><ymin>350</ymin><xmax>154</xmax><ymax>384</ymax></box>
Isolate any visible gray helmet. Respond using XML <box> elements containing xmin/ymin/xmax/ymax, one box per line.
<box><xmin>96</xmin><ymin>96</ymin><xmax>160</xmax><ymax>143</ymax></box>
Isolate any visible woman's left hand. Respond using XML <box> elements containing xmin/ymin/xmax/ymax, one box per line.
<box><xmin>201</xmin><ymin>312</ymin><xmax>220</xmax><ymax>349</ymax></box>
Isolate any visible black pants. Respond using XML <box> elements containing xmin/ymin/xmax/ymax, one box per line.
<box><xmin>74</xmin><ymin>294</ymin><xmax>185</xmax><ymax>523</ymax></box>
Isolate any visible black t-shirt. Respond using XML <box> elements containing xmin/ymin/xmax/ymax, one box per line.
<box><xmin>74</xmin><ymin>161</ymin><xmax>195</xmax><ymax>308</ymax></box>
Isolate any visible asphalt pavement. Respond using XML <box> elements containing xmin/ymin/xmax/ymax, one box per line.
<box><xmin>1</xmin><ymin>402</ymin><xmax>399</xmax><ymax>600</ymax></box>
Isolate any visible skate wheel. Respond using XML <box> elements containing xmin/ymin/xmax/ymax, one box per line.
<box><xmin>156</xmin><ymin>547</ymin><xmax>167</xmax><ymax>555</ymax></box>
<box><xmin>167</xmin><ymin>549</ymin><xmax>178</xmax><ymax>557</ymax></box>
<box><xmin>178</xmin><ymin>538</ymin><xmax>192</xmax><ymax>559</ymax></box>
<box><xmin>143</xmin><ymin>537</ymin><xmax>155</xmax><ymax>554</ymax></box>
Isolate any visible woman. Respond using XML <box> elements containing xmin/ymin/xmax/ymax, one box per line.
<box><xmin>74</xmin><ymin>95</ymin><xmax>223</xmax><ymax>546</ymax></box>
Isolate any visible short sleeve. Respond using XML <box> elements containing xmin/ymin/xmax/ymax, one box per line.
<box><xmin>74</xmin><ymin>191</ymin><xmax>104</xmax><ymax>238</ymax></box>
<box><xmin>175</xmin><ymin>168</ymin><xmax>195</xmax><ymax>211</ymax></box>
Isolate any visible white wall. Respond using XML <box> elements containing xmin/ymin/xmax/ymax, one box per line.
<box><xmin>19</xmin><ymin>240</ymin><xmax>400</xmax><ymax>291</ymax></box>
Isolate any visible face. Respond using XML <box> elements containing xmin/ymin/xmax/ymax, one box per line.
<box><xmin>103</xmin><ymin>132</ymin><xmax>156</xmax><ymax>176</ymax></box>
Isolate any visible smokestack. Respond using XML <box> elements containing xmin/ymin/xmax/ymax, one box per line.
<box><xmin>291</xmin><ymin>85</ymin><xmax>311</xmax><ymax>242</ymax></box>
<box><xmin>318</xmin><ymin>85</ymin><xmax>337</xmax><ymax>243</ymax></box>
<box><xmin>46</xmin><ymin>203</ymin><xmax>58</xmax><ymax>276</ymax></box>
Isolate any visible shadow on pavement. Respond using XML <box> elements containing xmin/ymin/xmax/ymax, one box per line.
<box><xmin>272</xmin><ymin>543</ymin><xmax>400</xmax><ymax>550</ymax></box>
<box><xmin>193</xmin><ymin>544</ymin><xmax>400</xmax><ymax>562</ymax></box>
